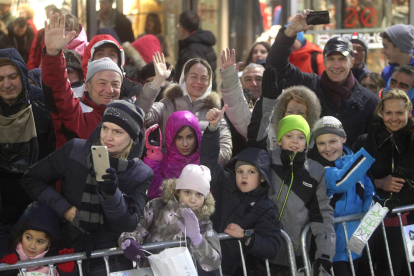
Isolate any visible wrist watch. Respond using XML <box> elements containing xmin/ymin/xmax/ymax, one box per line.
<box><xmin>242</xmin><ymin>229</ymin><xmax>252</xmax><ymax>243</ymax></box>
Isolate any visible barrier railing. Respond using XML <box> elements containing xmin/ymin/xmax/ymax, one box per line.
<box><xmin>0</xmin><ymin>230</ymin><xmax>297</xmax><ymax>276</ymax></box>
<box><xmin>298</xmin><ymin>204</ymin><xmax>414</xmax><ymax>276</ymax></box>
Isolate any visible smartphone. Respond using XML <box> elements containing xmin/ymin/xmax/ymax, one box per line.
<box><xmin>306</xmin><ymin>11</ymin><xmax>330</xmax><ymax>25</ymax></box>
<box><xmin>91</xmin><ymin>146</ymin><xmax>110</xmax><ymax>181</ymax></box>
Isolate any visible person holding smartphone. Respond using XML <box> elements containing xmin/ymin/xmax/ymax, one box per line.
<box><xmin>354</xmin><ymin>90</ymin><xmax>414</xmax><ymax>276</ymax></box>
<box><xmin>22</xmin><ymin>100</ymin><xmax>153</xmax><ymax>275</ymax></box>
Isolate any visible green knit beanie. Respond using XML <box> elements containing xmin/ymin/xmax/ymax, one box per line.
<box><xmin>277</xmin><ymin>115</ymin><xmax>310</xmax><ymax>147</ymax></box>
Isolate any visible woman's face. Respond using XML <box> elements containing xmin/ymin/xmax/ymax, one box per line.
<box><xmin>21</xmin><ymin>230</ymin><xmax>51</xmax><ymax>257</ymax></box>
<box><xmin>175</xmin><ymin>126</ymin><xmax>196</xmax><ymax>156</ymax></box>
<box><xmin>361</xmin><ymin>77</ymin><xmax>379</xmax><ymax>94</ymax></box>
<box><xmin>382</xmin><ymin>99</ymin><xmax>411</xmax><ymax>132</ymax></box>
<box><xmin>100</xmin><ymin>122</ymin><xmax>132</xmax><ymax>156</ymax></box>
<box><xmin>284</xmin><ymin>99</ymin><xmax>308</xmax><ymax>119</ymax></box>
<box><xmin>185</xmin><ymin>63</ymin><xmax>209</xmax><ymax>102</ymax></box>
<box><xmin>251</xmin><ymin>44</ymin><xmax>268</xmax><ymax>63</ymax></box>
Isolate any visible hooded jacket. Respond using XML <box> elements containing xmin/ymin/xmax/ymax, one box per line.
<box><xmin>65</xmin><ymin>24</ymin><xmax>89</xmax><ymax>57</ymax></box>
<box><xmin>137</xmin><ymin>75</ymin><xmax>232</xmax><ymax>165</ymax></box>
<box><xmin>0</xmin><ymin>48</ymin><xmax>55</xmax><ymax>226</ymax></box>
<box><xmin>381</xmin><ymin>49</ymin><xmax>414</xmax><ymax>84</ymax></box>
<box><xmin>145</xmin><ymin>110</ymin><xmax>202</xmax><ymax>200</ymax></box>
<box><xmin>118</xmin><ymin>178</ymin><xmax>221</xmax><ymax>272</ymax></box>
<box><xmin>174</xmin><ymin>29</ymin><xmax>217</xmax><ymax>89</ymax></box>
<box><xmin>22</xmin><ymin>124</ymin><xmax>153</xmax><ymax>255</ymax></box>
<box><xmin>247</xmin><ymin>95</ymin><xmax>336</xmax><ymax>266</ymax></box>
<box><xmin>268</xmin><ymin>27</ymin><xmax>380</xmax><ymax>147</ymax></box>
<box><xmin>308</xmin><ymin>145</ymin><xmax>375</xmax><ymax>262</ymax></box>
<box><xmin>200</xmin><ymin>127</ymin><xmax>281</xmax><ymax>274</ymax></box>
<box><xmin>355</xmin><ymin>117</ymin><xmax>414</xmax><ymax>206</ymax></box>
<box><xmin>289</xmin><ymin>40</ymin><xmax>326</xmax><ymax>75</ymax></box>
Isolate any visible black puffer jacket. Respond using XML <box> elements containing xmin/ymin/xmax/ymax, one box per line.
<box><xmin>174</xmin><ymin>29</ymin><xmax>217</xmax><ymax>89</ymax></box>
<box><xmin>201</xmin><ymin>126</ymin><xmax>281</xmax><ymax>275</ymax></box>
<box><xmin>355</xmin><ymin>117</ymin><xmax>414</xmax><ymax>206</ymax></box>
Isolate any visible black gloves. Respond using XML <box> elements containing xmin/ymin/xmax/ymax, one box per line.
<box><xmin>313</xmin><ymin>258</ymin><xmax>332</xmax><ymax>276</ymax></box>
<box><xmin>261</xmin><ymin>65</ymin><xmax>286</xmax><ymax>100</ymax></box>
<box><xmin>100</xmin><ymin>168</ymin><xmax>118</xmax><ymax>196</ymax></box>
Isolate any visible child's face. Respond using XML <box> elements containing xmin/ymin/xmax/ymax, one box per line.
<box><xmin>21</xmin><ymin>230</ymin><xmax>51</xmax><ymax>257</ymax></box>
<box><xmin>315</xmin><ymin>133</ymin><xmax>346</xmax><ymax>162</ymax></box>
<box><xmin>178</xmin><ymin>189</ymin><xmax>205</xmax><ymax>210</ymax></box>
<box><xmin>236</xmin><ymin>165</ymin><xmax>264</xmax><ymax>193</ymax></box>
<box><xmin>278</xmin><ymin>130</ymin><xmax>307</xmax><ymax>152</ymax></box>
<box><xmin>175</xmin><ymin>126</ymin><xmax>196</xmax><ymax>156</ymax></box>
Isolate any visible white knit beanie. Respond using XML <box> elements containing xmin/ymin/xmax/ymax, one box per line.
<box><xmin>176</xmin><ymin>164</ymin><xmax>211</xmax><ymax>197</ymax></box>
<box><xmin>85</xmin><ymin>57</ymin><xmax>123</xmax><ymax>83</ymax></box>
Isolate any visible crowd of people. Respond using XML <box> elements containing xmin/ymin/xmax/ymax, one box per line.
<box><xmin>0</xmin><ymin>4</ymin><xmax>413</xmax><ymax>276</ymax></box>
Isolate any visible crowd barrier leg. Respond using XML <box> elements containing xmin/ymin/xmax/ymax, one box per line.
<box><xmin>104</xmin><ymin>255</ymin><xmax>110</xmax><ymax>276</ymax></box>
<box><xmin>77</xmin><ymin>259</ymin><xmax>83</xmax><ymax>276</ymax></box>
<box><xmin>381</xmin><ymin>220</ymin><xmax>394</xmax><ymax>276</ymax></box>
<box><xmin>280</xmin><ymin>230</ymin><xmax>298</xmax><ymax>276</ymax></box>
<box><xmin>238</xmin><ymin>240</ymin><xmax>248</xmax><ymax>276</ymax></box>
<box><xmin>265</xmin><ymin>259</ymin><xmax>271</xmax><ymax>275</ymax></box>
<box><xmin>300</xmin><ymin>223</ymin><xmax>311</xmax><ymax>276</ymax></box>
<box><xmin>342</xmin><ymin>221</ymin><xmax>356</xmax><ymax>276</ymax></box>
<box><xmin>365</xmin><ymin>242</ymin><xmax>375</xmax><ymax>276</ymax></box>
<box><xmin>398</xmin><ymin>212</ymin><xmax>413</xmax><ymax>276</ymax></box>
<box><xmin>20</xmin><ymin>267</ymin><xmax>27</xmax><ymax>275</ymax></box>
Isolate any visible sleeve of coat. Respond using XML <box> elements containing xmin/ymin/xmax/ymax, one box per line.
<box><xmin>220</xmin><ymin>65</ymin><xmax>251</xmax><ymax>138</ymax></box>
<box><xmin>363</xmin><ymin>174</ymin><xmax>375</xmax><ymax>212</ymax></box>
<box><xmin>266</xmin><ymin>27</ymin><xmax>318</xmax><ymax>89</ymax></box>
<box><xmin>247</xmin><ymin>96</ymin><xmax>278</xmax><ymax>151</ymax></box>
<box><xmin>309</xmin><ymin>172</ymin><xmax>336</xmax><ymax>262</ymax></box>
<box><xmin>41</xmin><ymin>51</ymin><xmax>86</xmax><ymax>134</ymax></box>
<box><xmin>144</xmin><ymin>157</ymin><xmax>163</xmax><ymax>200</ymax></box>
<box><xmin>189</xmin><ymin>220</ymin><xmax>222</xmax><ymax>271</ymax></box>
<box><xmin>21</xmin><ymin>141</ymin><xmax>75</xmax><ymax>218</ymax></box>
<box><xmin>134</xmin><ymin>83</ymin><xmax>161</xmax><ymax>116</ymax></box>
<box><xmin>98</xmin><ymin>166</ymin><xmax>153</xmax><ymax>233</ymax></box>
<box><xmin>246</xmin><ymin>203</ymin><xmax>281</xmax><ymax>259</ymax></box>
<box><xmin>218</xmin><ymin>117</ymin><xmax>232</xmax><ymax>165</ymax></box>
<box><xmin>326</xmin><ymin>147</ymin><xmax>375</xmax><ymax>196</ymax></box>
<box><xmin>200</xmin><ymin>127</ymin><xmax>230</xmax><ymax>195</ymax></box>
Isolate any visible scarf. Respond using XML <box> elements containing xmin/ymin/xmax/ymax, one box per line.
<box><xmin>77</xmin><ymin>154</ymin><xmax>138</xmax><ymax>232</ymax></box>
<box><xmin>320</xmin><ymin>71</ymin><xmax>356</xmax><ymax>111</ymax></box>
<box><xmin>16</xmin><ymin>243</ymin><xmax>58</xmax><ymax>275</ymax></box>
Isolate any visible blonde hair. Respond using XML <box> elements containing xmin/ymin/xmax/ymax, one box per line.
<box><xmin>375</xmin><ymin>89</ymin><xmax>413</xmax><ymax>118</ymax></box>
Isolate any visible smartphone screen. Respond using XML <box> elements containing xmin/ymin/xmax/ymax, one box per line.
<box><xmin>306</xmin><ymin>11</ymin><xmax>330</xmax><ymax>25</ymax></box>
<box><xmin>91</xmin><ymin>146</ymin><xmax>110</xmax><ymax>181</ymax></box>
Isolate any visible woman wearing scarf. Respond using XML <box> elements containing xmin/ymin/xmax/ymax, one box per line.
<box><xmin>136</xmin><ymin>52</ymin><xmax>232</xmax><ymax>165</ymax></box>
<box><xmin>22</xmin><ymin>101</ymin><xmax>153</xmax><ymax>275</ymax></box>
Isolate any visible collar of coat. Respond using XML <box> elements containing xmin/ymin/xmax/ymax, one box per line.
<box><xmin>163</xmin><ymin>83</ymin><xmax>221</xmax><ymax>110</ymax></box>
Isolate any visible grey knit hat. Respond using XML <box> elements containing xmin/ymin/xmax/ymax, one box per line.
<box><xmin>102</xmin><ymin>100</ymin><xmax>144</xmax><ymax>141</ymax></box>
<box><xmin>385</xmin><ymin>24</ymin><xmax>414</xmax><ymax>54</ymax></box>
<box><xmin>313</xmin><ymin>116</ymin><xmax>346</xmax><ymax>139</ymax></box>
<box><xmin>85</xmin><ymin>57</ymin><xmax>123</xmax><ymax>83</ymax></box>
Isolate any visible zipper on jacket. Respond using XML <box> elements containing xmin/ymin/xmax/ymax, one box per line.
<box><xmin>278</xmin><ymin>152</ymin><xmax>296</xmax><ymax>221</ymax></box>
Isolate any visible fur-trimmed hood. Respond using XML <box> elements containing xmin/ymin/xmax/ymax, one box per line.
<box><xmin>272</xmin><ymin>85</ymin><xmax>321</xmax><ymax>131</ymax></box>
<box><xmin>122</xmin><ymin>41</ymin><xmax>147</xmax><ymax>72</ymax></box>
<box><xmin>163</xmin><ymin>83</ymin><xmax>221</xmax><ymax>109</ymax></box>
<box><xmin>161</xmin><ymin>178</ymin><xmax>215</xmax><ymax>220</ymax></box>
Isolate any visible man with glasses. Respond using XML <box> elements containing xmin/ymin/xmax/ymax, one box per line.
<box><xmin>350</xmin><ymin>33</ymin><xmax>370</xmax><ymax>81</ymax></box>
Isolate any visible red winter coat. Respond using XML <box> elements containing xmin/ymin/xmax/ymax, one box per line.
<box><xmin>289</xmin><ymin>39</ymin><xmax>325</xmax><ymax>76</ymax></box>
<box><xmin>42</xmin><ymin>51</ymin><xmax>106</xmax><ymax>149</ymax></box>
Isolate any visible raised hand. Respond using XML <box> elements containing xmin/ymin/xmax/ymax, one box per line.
<box><xmin>285</xmin><ymin>9</ymin><xmax>313</xmax><ymax>37</ymax></box>
<box><xmin>145</xmin><ymin>124</ymin><xmax>162</xmax><ymax>161</ymax></box>
<box><xmin>176</xmin><ymin>208</ymin><xmax>203</xmax><ymax>247</ymax></box>
<box><xmin>44</xmin><ymin>13</ymin><xmax>77</xmax><ymax>55</ymax></box>
<box><xmin>206</xmin><ymin>105</ymin><xmax>228</xmax><ymax>128</ymax></box>
<box><xmin>151</xmin><ymin>52</ymin><xmax>173</xmax><ymax>89</ymax></box>
<box><xmin>100</xmin><ymin>168</ymin><xmax>118</xmax><ymax>196</ymax></box>
<box><xmin>220</xmin><ymin>48</ymin><xmax>243</xmax><ymax>71</ymax></box>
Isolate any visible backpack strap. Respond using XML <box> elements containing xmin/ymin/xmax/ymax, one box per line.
<box><xmin>311</xmin><ymin>51</ymin><xmax>320</xmax><ymax>74</ymax></box>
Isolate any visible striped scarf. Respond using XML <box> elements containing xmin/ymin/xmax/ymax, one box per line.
<box><xmin>77</xmin><ymin>153</ymin><xmax>137</xmax><ymax>232</ymax></box>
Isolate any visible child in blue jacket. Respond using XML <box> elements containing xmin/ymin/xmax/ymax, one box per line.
<box><xmin>308</xmin><ymin>116</ymin><xmax>375</xmax><ymax>276</ymax></box>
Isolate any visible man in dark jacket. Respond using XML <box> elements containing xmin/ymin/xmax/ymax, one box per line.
<box><xmin>97</xmin><ymin>0</ymin><xmax>134</xmax><ymax>43</ymax></box>
<box><xmin>174</xmin><ymin>11</ymin><xmax>217</xmax><ymax>89</ymax></box>
<box><xmin>267</xmin><ymin>9</ymin><xmax>379</xmax><ymax>147</ymax></box>
<box><xmin>7</xmin><ymin>17</ymin><xmax>35</xmax><ymax>63</ymax></box>
<box><xmin>0</xmin><ymin>48</ymin><xmax>55</xmax><ymax>229</ymax></box>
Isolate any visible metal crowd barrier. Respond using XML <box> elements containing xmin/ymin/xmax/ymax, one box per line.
<box><xmin>0</xmin><ymin>230</ymin><xmax>297</xmax><ymax>276</ymax></box>
<box><xmin>298</xmin><ymin>204</ymin><xmax>414</xmax><ymax>276</ymax></box>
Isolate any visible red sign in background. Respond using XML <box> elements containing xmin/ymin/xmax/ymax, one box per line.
<box><xmin>344</xmin><ymin>7</ymin><xmax>378</xmax><ymax>28</ymax></box>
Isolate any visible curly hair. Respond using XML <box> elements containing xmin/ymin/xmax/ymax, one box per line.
<box><xmin>272</xmin><ymin>85</ymin><xmax>321</xmax><ymax>131</ymax></box>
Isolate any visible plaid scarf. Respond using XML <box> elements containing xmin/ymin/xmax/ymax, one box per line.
<box><xmin>77</xmin><ymin>153</ymin><xmax>138</xmax><ymax>232</ymax></box>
